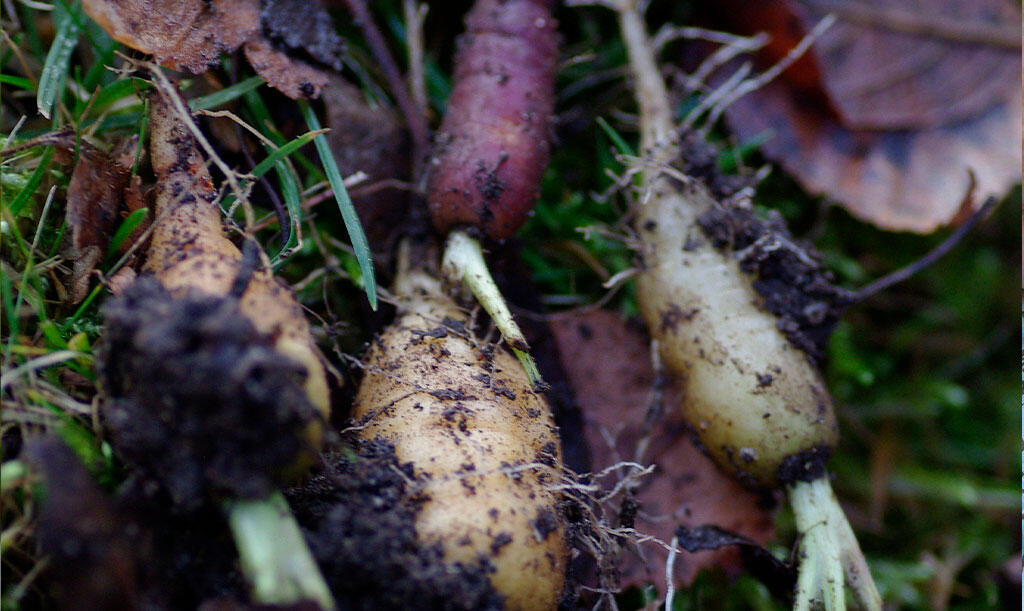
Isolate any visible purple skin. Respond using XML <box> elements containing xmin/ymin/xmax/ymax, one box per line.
<box><xmin>428</xmin><ymin>0</ymin><xmax>558</xmax><ymax>241</ymax></box>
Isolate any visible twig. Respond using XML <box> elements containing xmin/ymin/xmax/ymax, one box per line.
<box><xmin>851</xmin><ymin>193</ymin><xmax>997</xmax><ymax>303</ymax></box>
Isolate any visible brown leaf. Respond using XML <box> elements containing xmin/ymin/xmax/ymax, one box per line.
<box><xmin>82</xmin><ymin>0</ymin><xmax>258</xmax><ymax>73</ymax></box>
<box><xmin>800</xmin><ymin>0</ymin><xmax>1021</xmax><ymax>130</ymax></box>
<box><xmin>243</xmin><ymin>39</ymin><xmax>328</xmax><ymax>100</ymax></box>
<box><xmin>66</xmin><ymin>143</ymin><xmax>131</xmax><ymax>302</ymax></box>
<box><xmin>714</xmin><ymin>0</ymin><xmax>1022</xmax><ymax>232</ymax></box>
<box><xmin>82</xmin><ymin>0</ymin><xmax>331</xmax><ymax>99</ymax></box>
<box><xmin>550</xmin><ymin>311</ymin><xmax>775</xmax><ymax>589</ymax></box>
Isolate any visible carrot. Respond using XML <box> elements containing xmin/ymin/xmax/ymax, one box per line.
<box><xmin>427</xmin><ymin>0</ymin><xmax>558</xmax><ymax>240</ymax></box>
<box><xmin>100</xmin><ymin>84</ymin><xmax>335</xmax><ymax>609</ymax></box>
<box><xmin>425</xmin><ymin>0</ymin><xmax>559</xmax><ymax>385</ymax></box>
<box><xmin>351</xmin><ymin>241</ymin><xmax>569</xmax><ymax>610</ymax></box>
<box><xmin>605</xmin><ymin>2</ymin><xmax>881</xmax><ymax>609</ymax></box>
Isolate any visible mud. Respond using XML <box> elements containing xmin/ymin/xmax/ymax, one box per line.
<box><xmin>97</xmin><ymin>277</ymin><xmax>321</xmax><ymax>509</ymax></box>
<box><xmin>676</xmin><ymin>524</ymin><xmax>796</xmax><ymax>605</ymax></box>
<box><xmin>286</xmin><ymin>438</ymin><xmax>505</xmax><ymax>610</ymax></box>
<box><xmin>260</xmin><ymin>0</ymin><xmax>345</xmax><ymax>70</ymax></box>
<box><xmin>696</xmin><ymin>201</ymin><xmax>851</xmax><ymax>363</ymax></box>
<box><xmin>677</xmin><ymin>133</ymin><xmax>753</xmax><ymax>201</ymax></box>
<box><xmin>24</xmin><ymin>437</ymin><xmax>249</xmax><ymax>610</ymax></box>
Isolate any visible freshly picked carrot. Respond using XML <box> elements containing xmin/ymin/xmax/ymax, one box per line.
<box><xmin>602</xmin><ymin>1</ymin><xmax>882</xmax><ymax>609</ymax></box>
<box><xmin>97</xmin><ymin>84</ymin><xmax>334</xmax><ymax>609</ymax></box>
<box><xmin>426</xmin><ymin>0</ymin><xmax>559</xmax><ymax>384</ymax></box>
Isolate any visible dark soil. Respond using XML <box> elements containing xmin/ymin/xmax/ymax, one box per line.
<box><xmin>677</xmin><ymin>133</ymin><xmax>752</xmax><ymax>201</ymax></box>
<box><xmin>24</xmin><ymin>437</ymin><xmax>249</xmax><ymax>611</ymax></box>
<box><xmin>695</xmin><ymin>200</ymin><xmax>851</xmax><ymax>363</ymax></box>
<box><xmin>675</xmin><ymin>132</ymin><xmax>851</xmax><ymax>364</ymax></box>
<box><xmin>260</xmin><ymin>0</ymin><xmax>345</xmax><ymax>71</ymax></box>
<box><xmin>96</xmin><ymin>277</ymin><xmax>322</xmax><ymax>509</ymax></box>
<box><xmin>285</xmin><ymin>438</ymin><xmax>505</xmax><ymax>610</ymax></box>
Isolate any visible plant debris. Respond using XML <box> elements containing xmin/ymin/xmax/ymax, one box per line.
<box><xmin>82</xmin><ymin>0</ymin><xmax>336</xmax><ymax>98</ymax></box>
<box><xmin>549</xmin><ymin>310</ymin><xmax>775</xmax><ymax>589</ymax></box>
<box><xmin>711</xmin><ymin>0</ymin><xmax>1022</xmax><ymax>231</ymax></box>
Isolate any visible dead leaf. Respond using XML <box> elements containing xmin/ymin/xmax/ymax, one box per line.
<box><xmin>66</xmin><ymin>143</ymin><xmax>131</xmax><ymax>302</ymax></box>
<box><xmin>711</xmin><ymin>0</ymin><xmax>1022</xmax><ymax>232</ymax></box>
<box><xmin>243</xmin><ymin>40</ymin><xmax>328</xmax><ymax>100</ymax></box>
<box><xmin>82</xmin><ymin>0</ymin><xmax>259</xmax><ymax>74</ymax></box>
<box><xmin>82</xmin><ymin>0</ymin><xmax>334</xmax><ymax>99</ymax></box>
<box><xmin>550</xmin><ymin>310</ymin><xmax>775</xmax><ymax>589</ymax></box>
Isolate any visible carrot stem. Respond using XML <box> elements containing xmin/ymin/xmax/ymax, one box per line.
<box><xmin>442</xmin><ymin>230</ymin><xmax>542</xmax><ymax>386</ymax></box>
<box><xmin>789</xmin><ymin>477</ymin><xmax>881</xmax><ymax>611</ymax></box>
<box><xmin>226</xmin><ymin>491</ymin><xmax>335</xmax><ymax>610</ymax></box>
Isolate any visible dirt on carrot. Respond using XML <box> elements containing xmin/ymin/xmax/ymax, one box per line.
<box><xmin>285</xmin><ymin>438</ymin><xmax>505</xmax><ymax>610</ymax></box>
<box><xmin>97</xmin><ymin>277</ymin><xmax>322</xmax><ymax>509</ymax></box>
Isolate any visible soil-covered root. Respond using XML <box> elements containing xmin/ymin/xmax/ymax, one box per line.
<box><xmin>604</xmin><ymin>0</ymin><xmax>881</xmax><ymax>608</ymax></box>
<box><xmin>286</xmin><ymin>439</ymin><xmax>505</xmax><ymax>610</ymax></box>
<box><xmin>349</xmin><ymin>254</ymin><xmax>570</xmax><ymax>610</ymax></box>
<box><xmin>97</xmin><ymin>277</ymin><xmax>321</xmax><ymax>508</ymax></box>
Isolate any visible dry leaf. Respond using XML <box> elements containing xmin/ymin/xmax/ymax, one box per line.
<box><xmin>66</xmin><ymin>142</ymin><xmax>131</xmax><ymax>302</ymax></box>
<box><xmin>713</xmin><ymin>0</ymin><xmax>1022</xmax><ymax>232</ymax></box>
<box><xmin>82</xmin><ymin>0</ymin><xmax>259</xmax><ymax>73</ymax></box>
<box><xmin>243</xmin><ymin>40</ymin><xmax>328</xmax><ymax>100</ymax></box>
<box><xmin>550</xmin><ymin>311</ymin><xmax>775</xmax><ymax>589</ymax></box>
<box><xmin>82</xmin><ymin>0</ymin><xmax>333</xmax><ymax>99</ymax></box>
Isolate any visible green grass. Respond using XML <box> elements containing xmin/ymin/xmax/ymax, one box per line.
<box><xmin>1</xmin><ymin>3</ymin><xmax>1020</xmax><ymax>610</ymax></box>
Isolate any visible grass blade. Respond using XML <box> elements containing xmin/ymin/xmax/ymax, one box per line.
<box><xmin>250</xmin><ymin>131</ymin><xmax>321</xmax><ymax>179</ymax></box>
<box><xmin>596</xmin><ymin>116</ymin><xmax>634</xmax><ymax>157</ymax></box>
<box><xmin>298</xmin><ymin>101</ymin><xmax>377</xmax><ymax>310</ymax></box>
<box><xmin>1</xmin><ymin>74</ymin><xmax>35</xmax><ymax>91</ymax></box>
<box><xmin>271</xmin><ymin>161</ymin><xmax>303</xmax><ymax>267</ymax></box>
<box><xmin>190</xmin><ymin>76</ymin><xmax>266</xmax><ymax>111</ymax></box>
<box><xmin>37</xmin><ymin>0</ymin><xmax>83</xmax><ymax>119</ymax></box>
<box><xmin>8</xmin><ymin>146</ymin><xmax>55</xmax><ymax>217</ymax></box>
<box><xmin>106</xmin><ymin>207</ymin><xmax>149</xmax><ymax>258</ymax></box>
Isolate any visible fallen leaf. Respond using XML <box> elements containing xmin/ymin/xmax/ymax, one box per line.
<box><xmin>711</xmin><ymin>0</ymin><xmax>1022</xmax><ymax>232</ymax></box>
<box><xmin>550</xmin><ymin>310</ymin><xmax>775</xmax><ymax>589</ymax></box>
<box><xmin>82</xmin><ymin>0</ymin><xmax>259</xmax><ymax>74</ymax></box>
<box><xmin>66</xmin><ymin>141</ymin><xmax>132</xmax><ymax>302</ymax></box>
<box><xmin>243</xmin><ymin>40</ymin><xmax>328</xmax><ymax>101</ymax></box>
<box><xmin>82</xmin><ymin>0</ymin><xmax>335</xmax><ymax>99</ymax></box>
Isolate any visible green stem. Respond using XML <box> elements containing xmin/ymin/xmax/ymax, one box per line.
<box><xmin>789</xmin><ymin>477</ymin><xmax>881</xmax><ymax>611</ymax></box>
<box><xmin>442</xmin><ymin>230</ymin><xmax>542</xmax><ymax>386</ymax></box>
<box><xmin>226</xmin><ymin>491</ymin><xmax>336</xmax><ymax>610</ymax></box>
